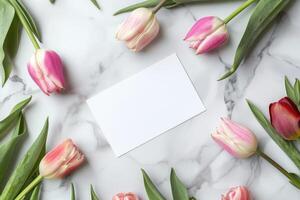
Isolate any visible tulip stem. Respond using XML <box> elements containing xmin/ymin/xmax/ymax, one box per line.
<box><xmin>256</xmin><ymin>149</ymin><xmax>300</xmax><ymax>188</ymax></box>
<box><xmin>224</xmin><ymin>0</ymin><xmax>258</xmax><ymax>24</ymax></box>
<box><xmin>15</xmin><ymin>175</ymin><xmax>43</xmax><ymax>200</ymax></box>
<box><xmin>152</xmin><ymin>0</ymin><xmax>168</xmax><ymax>14</ymax></box>
<box><xmin>9</xmin><ymin>0</ymin><xmax>40</xmax><ymax>50</ymax></box>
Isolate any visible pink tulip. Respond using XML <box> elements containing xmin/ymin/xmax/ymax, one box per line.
<box><xmin>184</xmin><ymin>16</ymin><xmax>229</xmax><ymax>54</ymax></box>
<box><xmin>269</xmin><ymin>97</ymin><xmax>300</xmax><ymax>140</ymax></box>
<box><xmin>211</xmin><ymin>118</ymin><xmax>258</xmax><ymax>158</ymax></box>
<box><xmin>116</xmin><ymin>8</ymin><xmax>159</xmax><ymax>52</ymax></box>
<box><xmin>27</xmin><ymin>49</ymin><xmax>65</xmax><ymax>95</ymax></box>
<box><xmin>39</xmin><ymin>139</ymin><xmax>85</xmax><ymax>179</ymax></box>
<box><xmin>112</xmin><ymin>192</ymin><xmax>139</xmax><ymax>200</ymax></box>
<box><xmin>222</xmin><ymin>186</ymin><xmax>251</xmax><ymax>200</ymax></box>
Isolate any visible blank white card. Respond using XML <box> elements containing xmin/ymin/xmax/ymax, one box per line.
<box><xmin>87</xmin><ymin>54</ymin><xmax>205</xmax><ymax>156</ymax></box>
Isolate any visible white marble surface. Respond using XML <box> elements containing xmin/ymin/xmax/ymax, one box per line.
<box><xmin>1</xmin><ymin>0</ymin><xmax>300</xmax><ymax>199</ymax></box>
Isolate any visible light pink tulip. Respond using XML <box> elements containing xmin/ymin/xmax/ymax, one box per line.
<box><xmin>116</xmin><ymin>8</ymin><xmax>159</xmax><ymax>52</ymax></box>
<box><xmin>211</xmin><ymin>118</ymin><xmax>258</xmax><ymax>158</ymax></box>
<box><xmin>270</xmin><ymin>97</ymin><xmax>300</xmax><ymax>140</ymax></box>
<box><xmin>39</xmin><ymin>139</ymin><xmax>85</xmax><ymax>179</ymax></box>
<box><xmin>184</xmin><ymin>16</ymin><xmax>229</xmax><ymax>54</ymax></box>
<box><xmin>27</xmin><ymin>49</ymin><xmax>65</xmax><ymax>95</ymax></box>
<box><xmin>112</xmin><ymin>192</ymin><xmax>139</xmax><ymax>200</ymax></box>
<box><xmin>222</xmin><ymin>186</ymin><xmax>251</xmax><ymax>200</ymax></box>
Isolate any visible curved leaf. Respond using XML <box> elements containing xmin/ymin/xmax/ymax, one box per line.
<box><xmin>0</xmin><ymin>96</ymin><xmax>31</xmax><ymax>139</ymax></box>
<box><xmin>71</xmin><ymin>183</ymin><xmax>75</xmax><ymax>200</ymax></box>
<box><xmin>0</xmin><ymin>0</ymin><xmax>15</xmax><ymax>85</ymax></box>
<box><xmin>219</xmin><ymin>0</ymin><xmax>291</xmax><ymax>80</ymax></box>
<box><xmin>29</xmin><ymin>185</ymin><xmax>40</xmax><ymax>200</ymax></box>
<box><xmin>90</xmin><ymin>0</ymin><xmax>100</xmax><ymax>10</ymax></box>
<box><xmin>170</xmin><ymin>168</ymin><xmax>189</xmax><ymax>200</ymax></box>
<box><xmin>142</xmin><ymin>169</ymin><xmax>166</xmax><ymax>200</ymax></box>
<box><xmin>0</xmin><ymin>118</ymin><xmax>48</xmax><ymax>200</ymax></box>
<box><xmin>0</xmin><ymin>114</ymin><xmax>26</xmax><ymax>191</ymax></box>
<box><xmin>247</xmin><ymin>100</ymin><xmax>300</xmax><ymax>170</ymax></box>
<box><xmin>90</xmin><ymin>185</ymin><xmax>100</xmax><ymax>200</ymax></box>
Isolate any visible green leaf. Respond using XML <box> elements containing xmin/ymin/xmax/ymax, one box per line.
<box><xmin>49</xmin><ymin>0</ymin><xmax>55</xmax><ymax>3</ymax></box>
<box><xmin>142</xmin><ymin>169</ymin><xmax>166</xmax><ymax>200</ymax></box>
<box><xmin>71</xmin><ymin>183</ymin><xmax>75</xmax><ymax>200</ymax></box>
<box><xmin>219</xmin><ymin>0</ymin><xmax>291</xmax><ymax>80</ymax></box>
<box><xmin>15</xmin><ymin>0</ymin><xmax>41</xmax><ymax>41</ymax></box>
<box><xmin>29</xmin><ymin>185</ymin><xmax>40</xmax><ymax>200</ymax></box>
<box><xmin>247</xmin><ymin>100</ymin><xmax>300</xmax><ymax>170</ymax></box>
<box><xmin>0</xmin><ymin>0</ymin><xmax>15</xmax><ymax>86</ymax></box>
<box><xmin>90</xmin><ymin>185</ymin><xmax>100</xmax><ymax>200</ymax></box>
<box><xmin>0</xmin><ymin>96</ymin><xmax>31</xmax><ymax>139</ymax></box>
<box><xmin>294</xmin><ymin>79</ymin><xmax>300</xmax><ymax>107</ymax></box>
<box><xmin>285</xmin><ymin>76</ymin><xmax>296</xmax><ymax>102</ymax></box>
<box><xmin>0</xmin><ymin>118</ymin><xmax>49</xmax><ymax>200</ymax></box>
<box><xmin>90</xmin><ymin>0</ymin><xmax>100</xmax><ymax>10</ymax></box>
<box><xmin>170</xmin><ymin>168</ymin><xmax>189</xmax><ymax>200</ymax></box>
<box><xmin>0</xmin><ymin>114</ymin><xmax>26</xmax><ymax>191</ymax></box>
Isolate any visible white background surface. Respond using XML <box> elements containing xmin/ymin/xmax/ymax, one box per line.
<box><xmin>1</xmin><ymin>0</ymin><xmax>300</xmax><ymax>199</ymax></box>
<box><xmin>87</xmin><ymin>54</ymin><xmax>205</xmax><ymax>156</ymax></box>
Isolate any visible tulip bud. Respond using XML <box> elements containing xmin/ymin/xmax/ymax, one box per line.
<box><xmin>269</xmin><ymin>97</ymin><xmax>300</xmax><ymax>140</ymax></box>
<box><xmin>27</xmin><ymin>49</ymin><xmax>65</xmax><ymax>95</ymax></box>
<box><xmin>39</xmin><ymin>139</ymin><xmax>85</xmax><ymax>179</ymax></box>
<box><xmin>184</xmin><ymin>16</ymin><xmax>229</xmax><ymax>54</ymax></box>
<box><xmin>112</xmin><ymin>192</ymin><xmax>139</xmax><ymax>200</ymax></box>
<box><xmin>212</xmin><ymin>118</ymin><xmax>258</xmax><ymax>158</ymax></box>
<box><xmin>222</xmin><ymin>186</ymin><xmax>251</xmax><ymax>200</ymax></box>
<box><xmin>116</xmin><ymin>8</ymin><xmax>159</xmax><ymax>52</ymax></box>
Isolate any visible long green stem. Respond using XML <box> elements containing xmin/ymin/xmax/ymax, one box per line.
<box><xmin>224</xmin><ymin>0</ymin><xmax>257</xmax><ymax>24</ymax></box>
<box><xmin>152</xmin><ymin>0</ymin><xmax>168</xmax><ymax>14</ymax></box>
<box><xmin>256</xmin><ymin>149</ymin><xmax>292</xmax><ymax>178</ymax></box>
<box><xmin>9</xmin><ymin>0</ymin><xmax>40</xmax><ymax>49</ymax></box>
<box><xmin>15</xmin><ymin>175</ymin><xmax>43</xmax><ymax>200</ymax></box>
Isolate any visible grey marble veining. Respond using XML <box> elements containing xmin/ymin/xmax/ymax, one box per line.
<box><xmin>0</xmin><ymin>0</ymin><xmax>300</xmax><ymax>199</ymax></box>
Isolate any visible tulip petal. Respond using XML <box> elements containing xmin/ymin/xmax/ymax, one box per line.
<box><xmin>222</xmin><ymin>186</ymin><xmax>251</xmax><ymax>200</ymax></box>
<box><xmin>116</xmin><ymin>8</ymin><xmax>153</xmax><ymax>41</ymax></box>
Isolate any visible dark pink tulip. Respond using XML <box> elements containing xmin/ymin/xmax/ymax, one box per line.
<box><xmin>270</xmin><ymin>97</ymin><xmax>300</xmax><ymax>140</ymax></box>
<box><xmin>39</xmin><ymin>139</ymin><xmax>85</xmax><ymax>179</ymax></box>
<box><xmin>184</xmin><ymin>16</ymin><xmax>229</xmax><ymax>54</ymax></box>
<box><xmin>222</xmin><ymin>186</ymin><xmax>251</xmax><ymax>200</ymax></box>
<box><xmin>27</xmin><ymin>49</ymin><xmax>65</xmax><ymax>95</ymax></box>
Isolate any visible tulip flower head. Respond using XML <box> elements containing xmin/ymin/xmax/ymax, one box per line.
<box><xmin>116</xmin><ymin>8</ymin><xmax>160</xmax><ymax>52</ymax></box>
<box><xmin>212</xmin><ymin>118</ymin><xmax>258</xmax><ymax>158</ymax></box>
<box><xmin>27</xmin><ymin>49</ymin><xmax>65</xmax><ymax>95</ymax></box>
<box><xmin>113</xmin><ymin>192</ymin><xmax>139</xmax><ymax>200</ymax></box>
<box><xmin>270</xmin><ymin>97</ymin><xmax>300</xmax><ymax>140</ymax></box>
<box><xmin>184</xmin><ymin>16</ymin><xmax>229</xmax><ymax>54</ymax></box>
<box><xmin>39</xmin><ymin>139</ymin><xmax>85</xmax><ymax>179</ymax></box>
<box><xmin>222</xmin><ymin>186</ymin><xmax>251</xmax><ymax>200</ymax></box>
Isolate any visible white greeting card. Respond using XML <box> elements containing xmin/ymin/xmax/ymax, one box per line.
<box><xmin>87</xmin><ymin>54</ymin><xmax>205</xmax><ymax>156</ymax></box>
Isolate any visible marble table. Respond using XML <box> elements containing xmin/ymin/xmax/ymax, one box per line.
<box><xmin>1</xmin><ymin>0</ymin><xmax>300</xmax><ymax>199</ymax></box>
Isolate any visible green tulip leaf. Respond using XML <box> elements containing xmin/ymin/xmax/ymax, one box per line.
<box><xmin>0</xmin><ymin>0</ymin><xmax>15</xmax><ymax>86</ymax></box>
<box><xmin>29</xmin><ymin>185</ymin><xmax>41</xmax><ymax>200</ymax></box>
<box><xmin>0</xmin><ymin>118</ymin><xmax>48</xmax><ymax>200</ymax></box>
<box><xmin>0</xmin><ymin>96</ymin><xmax>31</xmax><ymax>139</ymax></box>
<box><xmin>294</xmin><ymin>79</ymin><xmax>300</xmax><ymax>107</ymax></box>
<box><xmin>0</xmin><ymin>114</ymin><xmax>26</xmax><ymax>191</ymax></box>
<box><xmin>170</xmin><ymin>168</ymin><xmax>189</xmax><ymax>200</ymax></box>
<box><xmin>219</xmin><ymin>0</ymin><xmax>291</xmax><ymax>80</ymax></box>
<box><xmin>90</xmin><ymin>185</ymin><xmax>100</xmax><ymax>200</ymax></box>
<box><xmin>90</xmin><ymin>0</ymin><xmax>100</xmax><ymax>10</ymax></box>
<box><xmin>285</xmin><ymin>76</ymin><xmax>296</xmax><ymax>103</ymax></box>
<box><xmin>71</xmin><ymin>183</ymin><xmax>76</xmax><ymax>200</ymax></box>
<box><xmin>247</xmin><ymin>100</ymin><xmax>300</xmax><ymax>170</ymax></box>
<box><xmin>142</xmin><ymin>169</ymin><xmax>166</xmax><ymax>200</ymax></box>
<box><xmin>15</xmin><ymin>0</ymin><xmax>41</xmax><ymax>41</ymax></box>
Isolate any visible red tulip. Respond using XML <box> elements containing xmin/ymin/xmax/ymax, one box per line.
<box><xmin>269</xmin><ymin>97</ymin><xmax>300</xmax><ymax>140</ymax></box>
